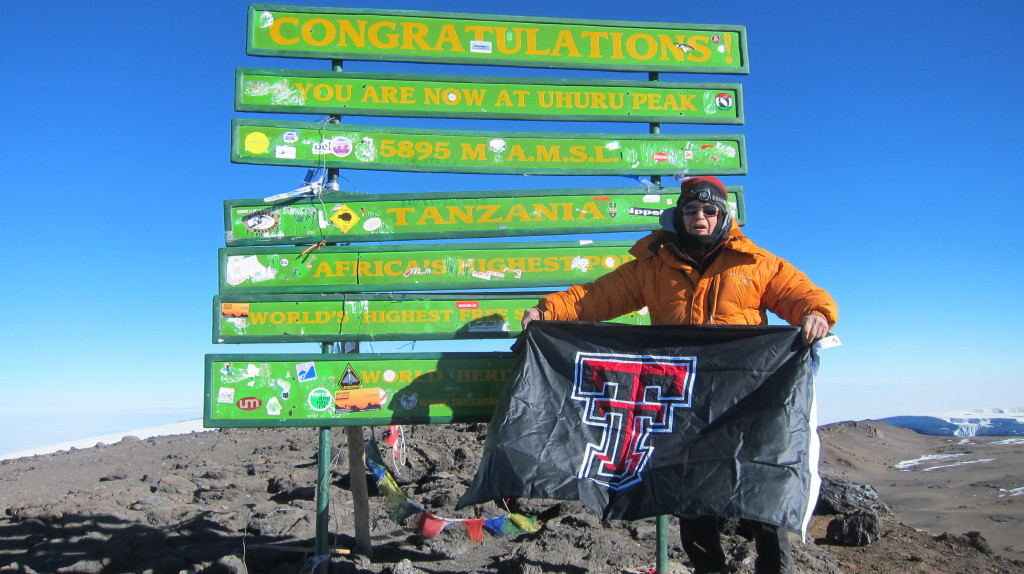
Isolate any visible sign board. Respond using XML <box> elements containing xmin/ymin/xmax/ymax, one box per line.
<box><xmin>225</xmin><ymin>187</ymin><xmax>746</xmax><ymax>246</ymax></box>
<box><xmin>206</xmin><ymin>352</ymin><xmax>516</xmax><ymax>427</ymax></box>
<box><xmin>214</xmin><ymin>293</ymin><xmax>651</xmax><ymax>343</ymax></box>
<box><xmin>219</xmin><ymin>240</ymin><xmax>636</xmax><ymax>294</ymax></box>
<box><xmin>236</xmin><ymin>68</ymin><xmax>743</xmax><ymax>124</ymax></box>
<box><xmin>231</xmin><ymin>119</ymin><xmax>747</xmax><ymax>176</ymax></box>
<box><xmin>247</xmin><ymin>6</ymin><xmax>748</xmax><ymax>74</ymax></box>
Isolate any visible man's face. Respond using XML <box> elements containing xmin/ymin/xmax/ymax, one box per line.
<box><xmin>681</xmin><ymin>201</ymin><xmax>720</xmax><ymax>236</ymax></box>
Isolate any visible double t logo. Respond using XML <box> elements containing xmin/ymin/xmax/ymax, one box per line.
<box><xmin>572</xmin><ymin>353</ymin><xmax>695</xmax><ymax>490</ymax></box>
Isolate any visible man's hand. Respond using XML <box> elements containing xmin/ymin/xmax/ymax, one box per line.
<box><xmin>521</xmin><ymin>307</ymin><xmax>542</xmax><ymax>329</ymax></box>
<box><xmin>801</xmin><ymin>313</ymin><xmax>829</xmax><ymax>344</ymax></box>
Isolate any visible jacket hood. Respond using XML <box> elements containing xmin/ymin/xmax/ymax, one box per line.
<box><xmin>658</xmin><ymin>206</ymin><xmax>678</xmax><ymax>233</ymax></box>
<box><xmin>630</xmin><ymin>213</ymin><xmax>744</xmax><ymax>260</ymax></box>
<box><xmin>655</xmin><ymin>203</ymin><xmax>734</xmax><ymax>243</ymax></box>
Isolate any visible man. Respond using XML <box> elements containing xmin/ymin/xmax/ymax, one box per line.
<box><xmin>521</xmin><ymin>176</ymin><xmax>838</xmax><ymax>574</ymax></box>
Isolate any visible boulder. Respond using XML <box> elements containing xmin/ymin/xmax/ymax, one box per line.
<box><xmin>825</xmin><ymin>510</ymin><xmax>882</xmax><ymax>546</ymax></box>
<box><xmin>816</xmin><ymin>476</ymin><xmax>889</xmax><ymax>515</ymax></box>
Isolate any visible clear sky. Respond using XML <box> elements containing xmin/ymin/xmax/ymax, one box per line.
<box><xmin>3</xmin><ymin>0</ymin><xmax>1022</xmax><ymax>455</ymax></box>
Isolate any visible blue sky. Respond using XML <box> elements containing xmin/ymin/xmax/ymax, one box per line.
<box><xmin>2</xmin><ymin>0</ymin><xmax>1022</xmax><ymax>455</ymax></box>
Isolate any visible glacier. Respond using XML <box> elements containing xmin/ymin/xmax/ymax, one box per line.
<box><xmin>881</xmin><ymin>407</ymin><xmax>1024</xmax><ymax>437</ymax></box>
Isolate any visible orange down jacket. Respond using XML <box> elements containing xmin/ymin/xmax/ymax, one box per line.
<box><xmin>537</xmin><ymin>222</ymin><xmax>838</xmax><ymax>328</ymax></box>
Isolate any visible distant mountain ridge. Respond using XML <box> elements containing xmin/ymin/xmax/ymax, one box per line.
<box><xmin>881</xmin><ymin>408</ymin><xmax>1024</xmax><ymax>436</ymax></box>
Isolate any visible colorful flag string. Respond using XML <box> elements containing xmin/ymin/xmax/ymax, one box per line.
<box><xmin>364</xmin><ymin>437</ymin><xmax>540</xmax><ymax>541</ymax></box>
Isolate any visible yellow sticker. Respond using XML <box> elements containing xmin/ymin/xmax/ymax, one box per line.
<box><xmin>244</xmin><ymin>131</ymin><xmax>270</xmax><ymax>154</ymax></box>
<box><xmin>329</xmin><ymin>205</ymin><xmax>361</xmax><ymax>233</ymax></box>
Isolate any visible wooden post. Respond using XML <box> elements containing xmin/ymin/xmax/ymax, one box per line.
<box><xmin>346</xmin><ymin>425</ymin><xmax>372</xmax><ymax>557</ymax></box>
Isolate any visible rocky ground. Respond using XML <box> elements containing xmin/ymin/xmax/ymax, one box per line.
<box><xmin>1</xmin><ymin>421</ymin><xmax>1022</xmax><ymax>574</ymax></box>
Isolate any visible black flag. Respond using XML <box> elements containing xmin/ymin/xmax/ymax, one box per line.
<box><xmin>458</xmin><ymin>322</ymin><xmax>821</xmax><ymax>535</ymax></box>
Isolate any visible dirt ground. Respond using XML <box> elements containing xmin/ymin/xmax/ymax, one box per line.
<box><xmin>1</xmin><ymin>421</ymin><xmax>1022</xmax><ymax>574</ymax></box>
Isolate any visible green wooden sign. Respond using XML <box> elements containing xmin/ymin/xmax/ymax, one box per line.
<box><xmin>236</xmin><ymin>68</ymin><xmax>743</xmax><ymax>124</ymax></box>
<box><xmin>225</xmin><ymin>187</ymin><xmax>746</xmax><ymax>246</ymax></box>
<box><xmin>206</xmin><ymin>352</ymin><xmax>516</xmax><ymax>427</ymax></box>
<box><xmin>214</xmin><ymin>292</ymin><xmax>651</xmax><ymax>343</ymax></box>
<box><xmin>247</xmin><ymin>6</ymin><xmax>747</xmax><ymax>74</ymax></box>
<box><xmin>219</xmin><ymin>240</ymin><xmax>636</xmax><ymax>294</ymax></box>
<box><xmin>231</xmin><ymin>119</ymin><xmax>746</xmax><ymax>176</ymax></box>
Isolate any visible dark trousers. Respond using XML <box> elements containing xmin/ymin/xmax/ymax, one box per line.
<box><xmin>678</xmin><ymin>515</ymin><xmax>791</xmax><ymax>574</ymax></box>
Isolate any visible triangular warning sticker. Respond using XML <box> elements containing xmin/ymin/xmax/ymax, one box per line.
<box><xmin>339</xmin><ymin>363</ymin><xmax>362</xmax><ymax>388</ymax></box>
<box><xmin>329</xmin><ymin>205</ymin><xmax>360</xmax><ymax>233</ymax></box>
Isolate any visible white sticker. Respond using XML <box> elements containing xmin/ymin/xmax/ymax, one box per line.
<box><xmin>347</xmin><ymin>300</ymin><xmax>371</xmax><ymax>313</ymax></box>
<box><xmin>226</xmin><ymin>255</ymin><xmax>270</xmax><ymax>286</ymax></box>
<box><xmin>570</xmin><ymin>256</ymin><xmax>591</xmax><ymax>272</ymax></box>
<box><xmin>717</xmin><ymin>142</ymin><xmax>737</xmax><ymax>158</ymax></box>
<box><xmin>331</xmin><ymin>136</ymin><xmax>353</xmax><ymax>158</ymax></box>
<box><xmin>470</xmin><ymin>40</ymin><xmax>492</xmax><ymax>53</ymax></box>
<box><xmin>217</xmin><ymin>387</ymin><xmax>235</xmax><ymax>404</ymax></box>
<box><xmin>275</xmin><ymin>379</ymin><xmax>291</xmax><ymax>399</ymax></box>
<box><xmin>296</xmin><ymin>361</ymin><xmax>318</xmax><ymax>382</ymax></box>
<box><xmin>356</xmin><ymin>137</ymin><xmax>377</xmax><ymax>162</ymax></box>
<box><xmin>642</xmin><ymin>194</ymin><xmax>662</xmax><ymax>203</ymax></box>
<box><xmin>467</xmin><ymin>320</ymin><xmax>510</xmax><ymax>332</ymax></box>
<box><xmin>488</xmin><ymin>138</ymin><xmax>507</xmax><ymax>153</ymax></box>
<box><xmin>249</xmin><ymin>266</ymin><xmax>278</xmax><ymax>283</ymax></box>
<box><xmin>275</xmin><ymin>146</ymin><xmax>296</xmax><ymax>159</ymax></box>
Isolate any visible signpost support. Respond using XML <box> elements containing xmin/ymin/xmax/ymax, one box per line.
<box><xmin>648</xmin><ymin>71</ymin><xmax>671</xmax><ymax>574</ymax></box>
<box><xmin>315</xmin><ymin>343</ymin><xmax>333</xmax><ymax>573</ymax></box>
<box><xmin>316</xmin><ymin>427</ymin><xmax>332</xmax><ymax>559</ymax></box>
<box><xmin>327</xmin><ymin>59</ymin><xmax>343</xmax><ymax>193</ymax></box>
<box><xmin>323</xmin><ymin>56</ymin><xmax>373</xmax><ymax>560</ymax></box>
<box><xmin>656</xmin><ymin>515</ymin><xmax>669</xmax><ymax>574</ymax></box>
<box><xmin>312</xmin><ymin>56</ymin><xmax>349</xmax><ymax>572</ymax></box>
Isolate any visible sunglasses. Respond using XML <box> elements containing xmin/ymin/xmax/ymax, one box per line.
<box><xmin>681</xmin><ymin>204</ymin><xmax>722</xmax><ymax>217</ymax></box>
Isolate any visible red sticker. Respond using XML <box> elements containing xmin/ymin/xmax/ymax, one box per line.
<box><xmin>236</xmin><ymin>397</ymin><xmax>263</xmax><ymax>410</ymax></box>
